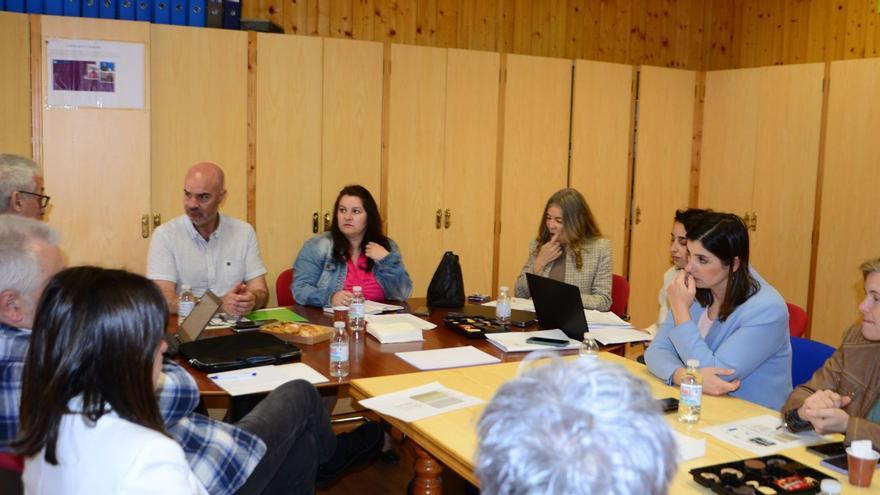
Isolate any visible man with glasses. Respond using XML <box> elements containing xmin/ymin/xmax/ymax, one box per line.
<box><xmin>147</xmin><ymin>161</ymin><xmax>268</xmax><ymax>317</ymax></box>
<box><xmin>0</xmin><ymin>154</ymin><xmax>50</xmax><ymax>220</ymax></box>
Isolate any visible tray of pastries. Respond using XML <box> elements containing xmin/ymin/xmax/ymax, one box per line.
<box><xmin>261</xmin><ymin>322</ymin><xmax>333</xmax><ymax>344</ymax></box>
<box><xmin>443</xmin><ymin>313</ymin><xmax>510</xmax><ymax>339</ymax></box>
<box><xmin>690</xmin><ymin>454</ymin><xmax>836</xmax><ymax>494</ymax></box>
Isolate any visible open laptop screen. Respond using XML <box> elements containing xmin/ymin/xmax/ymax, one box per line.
<box><xmin>177</xmin><ymin>290</ymin><xmax>222</xmax><ymax>343</ymax></box>
<box><xmin>525</xmin><ymin>273</ymin><xmax>589</xmax><ymax>341</ymax></box>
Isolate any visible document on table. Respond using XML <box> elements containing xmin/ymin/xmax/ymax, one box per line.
<box><xmin>323</xmin><ymin>300</ymin><xmax>404</xmax><ymax>315</ymax></box>
<box><xmin>209</xmin><ymin>363</ymin><xmax>328</xmax><ymax>396</ymax></box>
<box><xmin>584</xmin><ymin>310</ymin><xmax>631</xmax><ymax>328</ymax></box>
<box><xmin>583</xmin><ymin>328</ymin><xmax>653</xmax><ymax>345</ymax></box>
<box><xmin>701</xmin><ymin>414</ymin><xmax>825</xmax><ymax>456</ymax></box>
<box><xmin>482</xmin><ymin>297</ymin><xmax>536</xmax><ymax>312</ymax></box>
<box><xmin>358</xmin><ymin>381</ymin><xmax>484</xmax><ymax>422</ymax></box>
<box><xmin>485</xmin><ymin>329</ymin><xmax>581</xmax><ymax>352</ymax></box>
<box><xmin>365</xmin><ymin>313</ymin><xmax>437</xmax><ymax>330</ymax></box>
<box><xmin>674</xmin><ymin>432</ymin><xmax>706</xmax><ymax>461</ymax></box>
<box><xmin>395</xmin><ymin>346</ymin><xmax>501</xmax><ymax>370</ymax></box>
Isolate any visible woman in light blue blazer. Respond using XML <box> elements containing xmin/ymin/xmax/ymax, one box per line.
<box><xmin>645</xmin><ymin>212</ymin><xmax>791</xmax><ymax>410</ymax></box>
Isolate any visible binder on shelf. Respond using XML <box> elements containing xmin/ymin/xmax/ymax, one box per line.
<box><xmin>98</xmin><ymin>0</ymin><xmax>115</xmax><ymax>18</ymax></box>
<box><xmin>205</xmin><ymin>0</ymin><xmax>221</xmax><ymax>27</ymax></box>
<box><xmin>117</xmin><ymin>0</ymin><xmax>134</xmax><ymax>19</ymax></box>
<box><xmin>134</xmin><ymin>0</ymin><xmax>149</xmax><ymax>21</ymax></box>
<box><xmin>81</xmin><ymin>0</ymin><xmax>98</xmax><ymax>17</ymax></box>
<box><xmin>6</xmin><ymin>0</ymin><xmax>25</xmax><ymax>12</ymax></box>
<box><xmin>221</xmin><ymin>0</ymin><xmax>239</xmax><ymax>29</ymax></box>
<box><xmin>62</xmin><ymin>0</ymin><xmax>79</xmax><ymax>16</ymax></box>
<box><xmin>151</xmin><ymin>0</ymin><xmax>169</xmax><ymax>23</ymax></box>
<box><xmin>26</xmin><ymin>0</ymin><xmax>42</xmax><ymax>13</ymax></box>
<box><xmin>170</xmin><ymin>0</ymin><xmax>185</xmax><ymax>24</ymax></box>
<box><xmin>187</xmin><ymin>0</ymin><xmax>204</xmax><ymax>26</ymax></box>
<box><xmin>44</xmin><ymin>0</ymin><xmax>63</xmax><ymax>15</ymax></box>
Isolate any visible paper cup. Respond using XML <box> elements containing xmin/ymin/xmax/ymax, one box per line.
<box><xmin>333</xmin><ymin>306</ymin><xmax>349</xmax><ymax>325</ymax></box>
<box><xmin>847</xmin><ymin>447</ymin><xmax>880</xmax><ymax>487</ymax></box>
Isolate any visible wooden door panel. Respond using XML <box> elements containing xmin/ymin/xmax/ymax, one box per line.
<box><xmin>443</xmin><ymin>48</ymin><xmax>500</xmax><ymax>296</ymax></box>
<box><xmin>0</xmin><ymin>13</ymin><xmax>31</xmax><ymax>158</ymax></box>
<box><xmin>570</xmin><ymin>60</ymin><xmax>633</xmax><ymax>276</ymax></box>
<box><xmin>254</xmin><ymin>33</ymin><xmax>323</xmax><ymax>306</ymax></box>
<box><xmin>498</xmin><ymin>54</ymin><xmax>571</xmax><ymax>291</ymax></box>
<box><xmin>751</xmin><ymin>63</ymin><xmax>823</xmax><ymax>308</ymax></box>
<box><xmin>628</xmin><ymin>66</ymin><xmax>695</xmax><ymax>328</ymax></box>
<box><xmin>386</xmin><ymin>44</ymin><xmax>447</xmax><ymax>296</ymax></box>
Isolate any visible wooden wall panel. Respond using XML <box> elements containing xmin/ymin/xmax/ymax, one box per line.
<box><xmin>627</xmin><ymin>66</ymin><xmax>695</xmax><ymax>329</ymax></box>
<box><xmin>150</xmin><ymin>25</ymin><xmax>248</xmax><ymax>225</ymax></box>
<box><xmin>812</xmin><ymin>58</ymin><xmax>880</xmax><ymax>345</ymax></box>
<box><xmin>40</xmin><ymin>17</ymin><xmax>151</xmax><ymax>272</ymax></box>
<box><xmin>569</xmin><ymin>60</ymin><xmax>632</xmax><ymax>276</ymax></box>
<box><xmin>254</xmin><ymin>33</ymin><xmax>322</xmax><ymax>306</ymax></box>
<box><xmin>0</xmin><ymin>13</ymin><xmax>32</xmax><ymax>159</ymax></box>
<box><xmin>497</xmin><ymin>54</ymin><xmax>571</xmax><ymax>291</ymax></box>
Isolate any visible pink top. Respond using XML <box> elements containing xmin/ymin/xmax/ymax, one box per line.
<box><xmin>344</xmin><ymin>256</ymin><xmax>385</xmax><ymax>301</ymax></box>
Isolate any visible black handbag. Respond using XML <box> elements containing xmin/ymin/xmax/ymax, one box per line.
<box><xmin>427</xmin><ymin>251</ymin><xmax>465</xmax><ymax>308</ymax></box>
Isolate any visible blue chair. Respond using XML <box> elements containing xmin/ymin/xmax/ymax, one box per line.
<box><xmin>790</xmin><ymin>336</ymin><xmax>835</xmax><ymax>387</ymax></box>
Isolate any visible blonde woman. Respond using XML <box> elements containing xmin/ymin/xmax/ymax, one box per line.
<box><xmin>514</xmin><ymin>188</ymin><xmax>612</xmax><ymax>311</ymax></box>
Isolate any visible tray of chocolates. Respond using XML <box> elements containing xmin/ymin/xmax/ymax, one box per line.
<box><xmin>690</xmin><ymin>455</ymin><xmax>836</xmax><ymax>494</ymax></box>
<box><xmin>443</xmin><ymin>313</ymin><xmax>511</xmax><ymax>339</ymax></box>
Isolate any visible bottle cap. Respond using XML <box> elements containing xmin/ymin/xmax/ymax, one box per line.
<box><xmin>333</xmin><ymin>321</ymin><xmax>345</xmax><ymax>329</ymax></box>
<box><xmin>819</xmin><ymin>479</ymin><xmax>841</xmax><ymax>494</ymax></box>
<box><xmin>685</xmin><ymin>359</ymin><xmax>700</xmax><ymax>368</ymax></box>
<box><xmin>499</xmin><ymin>286</ymin><xmax>509</xmax><ymax>292</ymax></box>
<box><xmin>181</xmin><ymin>284</ymin><xmax>191</xmax><ymax>291</ymax></box>
<box><xmin>353</xmin><ymin>286</ymin><xmax>362</xmax><ymax>292</ymax></box>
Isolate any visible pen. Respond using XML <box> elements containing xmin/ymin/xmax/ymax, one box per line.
<box><xmin>209</xmin><ymin>371</ymin><xmax>257</xmax><ymax>380</ymax></box>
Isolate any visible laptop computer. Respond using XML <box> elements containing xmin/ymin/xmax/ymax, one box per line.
<box><xmin>525</xmin><ymin>273</ymin><xmax>589</xmax><ymax>341</ymax></box>
<box><xmin>177</xmin><ymin>291</ymin><xmax>301</xmax><ymax>372</ymax></box>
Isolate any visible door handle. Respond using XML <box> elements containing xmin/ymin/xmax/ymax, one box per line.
<box><xmin>152</xmin><ymin>213</ymin><xmax>161</xmax><ymax>229</ymax></box>
<box><xmin>141</xmin><ymin>214</ymin><xmax>150</xmax><ymax>238</ymax></box>
<box><xmin>323</xmin><ymin>212</ymin><xmax>331</xmax><ymax>232</ymax></box>
<box><xmin>634</xmin><ymin>206</ymin><xmax>641</xmax><ymax>225</ymax></box>
<box><xmin>435</xmin><ymin>209</ymin><xmax>442</xmax><ymax>229</ymax></box>
<box><xmin>750</xmin><ymin>212</ymin><xmax>757</xmax><ymax>231</ymax></box>
<box><xmin>312</xmin><ymin>212</ymin><xmax>319</xmax><ymax>233</ymax></box>
<box><xmin>444</xmin><ymin>208</ymin><xmax>451</xmax><ymax>229</ymax></box>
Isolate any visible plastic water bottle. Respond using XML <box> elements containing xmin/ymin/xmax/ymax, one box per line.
<box><xmin>329</xmin><ymin>321</ymin><xmax>349</xmax><ymax>378</ymax></box>
<box><xmin>678</xmin><ymin>359</ymin><xmax>702</xmax><ymax>424</ymax></box>
<box><xmin>495</xmin><ymin>286</ymin><xmax>511</xmax><ymax>325</ymax></box>
<box><xmin>579</xmin><ymin>336</ymin><xmax>599</xmax><ymax>359</ymax></box>
<box><xmin>178</xmin><ymin>285</ymin><xmax>196</xmax><ymax>325</ymax></box>
<box><xmin>349</xmin><ymin>286</ymin><xmax>365</xmax><ymax>336</ymax></box>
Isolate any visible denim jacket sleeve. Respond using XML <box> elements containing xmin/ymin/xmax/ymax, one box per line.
<box><xmin>292</xmin><ymin>234</ymin><xmax>343</xmax><ymax>308</ymax></box>
<box><xmin>372</xmin><ymin>239</ymin><xmax>413</xmax><ymax>301</ymax></box>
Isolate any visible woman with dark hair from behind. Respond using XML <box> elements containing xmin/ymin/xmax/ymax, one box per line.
<box><xmin>514</xmin><ymin>188</ymin><xmax>612</xmax><ymax>311</ymax></box>
<box><xmin>14</xmin><ymin>266</ymin><xmax>205</xmax><ymax>494</ymax></box>
<box><xmin>645</xmin><ymin>212</ymin><xmax>792</xmax><ymax>410</ymax></box>
<box><xmin>293</xmin><ymin>185</ymin><xmax>412</xmax><ymax>307</ymax></box>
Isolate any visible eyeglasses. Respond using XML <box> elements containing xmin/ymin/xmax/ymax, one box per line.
<box><xmin>17</xmin><ymin>191</ymin><xmax>51</xmax><ymax>208</ymax></box>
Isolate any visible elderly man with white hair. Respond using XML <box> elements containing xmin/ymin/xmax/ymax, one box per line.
<box><xmin>476</xmin><ymin>358</ymin><xmax>679</xmax><ymax>495</ymax></box>
<box><xmin>0</xmin><ymin>155</ymin><xmax>49</xmax><ymax>220</ymax></box>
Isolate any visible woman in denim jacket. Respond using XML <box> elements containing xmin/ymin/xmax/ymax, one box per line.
<box><xmin>292</xmin><ymin>185</ymin><xmax>413</xmax><ymax>307</ymax></box>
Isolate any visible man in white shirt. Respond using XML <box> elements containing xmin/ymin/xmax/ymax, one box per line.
<box><xmin>147</xmin><ymin>162</ymin><xmax>268</xmax><ymax>316</ymax></box>
<box><xmin>0</xmin><ymin>154</ymin><xmax>50</xmax><ymax>220</ymax></box>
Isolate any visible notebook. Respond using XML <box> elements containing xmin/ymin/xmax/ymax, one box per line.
<box><xmin>525</xmin><ymin>273</ymin><xmax>590</xmax><ymax>341</ymax></box>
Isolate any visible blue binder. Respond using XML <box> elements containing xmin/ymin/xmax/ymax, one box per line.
<box><xmin>0</xmin><ymin>0</ymin><xmax>5</xmax><ymax>10</ymax></box>
<box><xmin>152</xmin><ymin>0</ymin><xmax>169</xmax><ymax>23</ymax></box>
<box><xmin>44</xmin><ymin>0</ymin><xmax>63</xmax><ymax>15</ymax></box>
<box><xmin>99</xmin><ymin>0</ymin><xmax>114</xmax><ymax>18</ymax></box>
<box><xmin>187</xmin><ymin>0</ymin><xmax>204</xmax><ymax>26</ymax></box>
<box><xmin>221</xmin><ymin>0</ymin><xmax>239</xmax><ymax>29</ymax></box>
<box><xmin>134</xmin><ymin>0</ymin><xmax>149</xmax><ymax>20</ymax></box>
<box><xmin>117</xmin><ymin>0</ymin><xmax>133</xmax><ymax>19</ymax></box>
<box><xmin>26</xmin><ymin>0</ymin><xmax>42</xmax><ymax>13</ymax></box>
<box><xmin>81</xmin><ymin>0</ymin><xmax>98</xmax><ymax>17</ymax></box>
<box><xmin>170</xmin><ymin>0</ymin><xmax>185</xmax><ymax>24</ymax></box>
<box><xmin>6</xmin><ymin>0</ymin><xmax>25</xmax><ymax>12</ymax></box>
<box><xmin>62</xmin><ymin>0</ymin><xmax>79</xmax><ymax>16</ymax></box>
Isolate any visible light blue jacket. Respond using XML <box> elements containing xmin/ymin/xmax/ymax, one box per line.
<box><xmin>292</xmin><ymin>232</ymin><xmax>413</xmax><ymax>307</ymax></box>
<box><xmin>645</xmin><ymin>274</ymin><xmax>792</xmax><ymax>410</ymax></box>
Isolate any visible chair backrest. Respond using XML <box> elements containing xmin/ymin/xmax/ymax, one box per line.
<box><xmin>275</xmin><ymin>268</ymin><xmax>295</xmax><ymax>307</ymax></box>
<box><xmin>610</xmin><ymin>274</ymin><xmax>630</xmax><ymax>320</ymax></box>
<box><xmin>786</xmin><ymin>302</ymin><xmax>808</xmax><ymax>337</ymax></box>
<box><xmin>790</xmin><ymin>336</ymin><xmax>835</xmax><ymax>387</ymax></box>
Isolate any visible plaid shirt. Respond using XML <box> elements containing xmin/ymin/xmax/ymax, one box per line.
<box><xmin>0</xmin><ymin>322</ymin><xmax>266</xmax><ymax>495</ymax></box>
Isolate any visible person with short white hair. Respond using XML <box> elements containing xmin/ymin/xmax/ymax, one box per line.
<box><xmin>0</xmin><ymin>155</ymin><xmax>49</xmax><ymax>220</ymax></box>
<box><xmin>475</xmin><ymin>358</ymin><xmax>678</xmax><ymax>495</ymax></box>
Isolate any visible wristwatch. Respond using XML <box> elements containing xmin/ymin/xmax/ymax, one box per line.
<box><xmin>783</xmin><ymin>408</ymin><xmax>813</xmax><ymax>433</ymax></box>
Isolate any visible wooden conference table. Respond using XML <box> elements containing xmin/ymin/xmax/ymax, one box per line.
<box><xmin>349</xmin><ymin>353</ymin><xmax>868</xmax><ymax>494</ymax></box>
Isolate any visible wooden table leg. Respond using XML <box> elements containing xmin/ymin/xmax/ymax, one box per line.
<box><xmin>409</xmin><ymin>439</ymin><xmax>443</xmax><ymax>495</ymax></box>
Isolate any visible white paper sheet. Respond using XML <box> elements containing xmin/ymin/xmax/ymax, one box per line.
<box><xmin>357</xmin><ymin>381</ymin><xmax>484</xmax><ymax>422</ymax></box>
<box><xmin>701</xmin><ymin>414</ymin><xmax>825</xmax><ymax>456</ymax></box>
<box><xmin>584</xmin><ymin>310</ymin><xmax>631</xmax><ymax>328</ymax></box>
<box><xmin>367</xmin><ymin>322</ymin><xmax>425</xmax><ymax>344</ymax></box>
<box><xmin>583</xmin><ymin>328</ymin><xmax>653</xmax><ymax>345</ymax></box>
<box><xmin>323</xmin><ymin>300</ymin><xmax>404</xmax><ymax>315</ymax></box>
<box><xmin>209</xmin><ymin>363</ymin><xmax>328</xmax><ymax>396</ymax></box>
<box><xmin>365</xmin><ymin>313</ymin><xmax>437</xmax><ymax>330</ymax></box>
<box><xmin>395</xmin><ymin>346</ymin><xmax>501</xmax><ymax>370</ymax></box>
<box><xmin>485</xmin><ymin>329</ymin><xmax>581</xmax><ymax>352</ymax></box>
<box><xmin>674</xmin><ymin>432</ymin><xmax>707</xmax><ymax>461</ymax></box>
<box><xmin>482</xmin><ymin>297</ymin><xmax>536</xmax><ymax>312</ymax></box>
<box><xmin>47</xmin><ymin>39</ymin><xmax>145</xmax><ymax>109</ymax></box>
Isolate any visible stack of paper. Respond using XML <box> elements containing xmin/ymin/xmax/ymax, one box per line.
<box><xmin>323</xmin><ymin>300</ymin><xmax>404</xmax><ymax>315</ymax></box>
<box><xmin>584</xmin><ymin>310</ymin><xmax>631</xmax><ymax>328</ymax></box>
<box><xmin>395</xmin><ymin>346</ymin><xmax>501</xmax><ymax>370</ymax></box>
<box><xmin>365</xmin><ymin>313</ymin><xmax>435</xmax><ymax>344</ymax></box>
<box><xmin>485</xmin><ymin>329</ymin><xmax>580</xmax><ymax>352</ymax></box>
<box><xmin>583</xmin><ymin>328</ymin><xmax>652</xmax><ymax>345</ymax></box>
<box><xmin>358</xmin><ymin>382</ymin><xmax>484</xmax><ymax>422</ymax></box>
<box><xmin>208</xmin><ymin>363</ymin><xmax>328</xmax><ymax>396</ymax></box>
